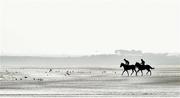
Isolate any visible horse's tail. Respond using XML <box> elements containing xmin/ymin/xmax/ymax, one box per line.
<box><xmin>150</xmin><ymin>66</ymin><xmax>155</xmax><ymax>69</ymax></box>
<box><xmin>147</xmin><ymin>65</ymin><xmax>155</xmax><ymax>69</ymax></box>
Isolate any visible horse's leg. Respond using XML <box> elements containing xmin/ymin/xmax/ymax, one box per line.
<box><xmin>126</xmin><ymin>70</ymin><xmax>129</xmax><ymax>76</ymax></box>
<box><xmin>146</xmin><ymin>71</ymin><xmax>149</xmax><ymax>75</ymax></box>
<box><xmin>131</xmin><ymin>69</ymin><xmax>134</xmax><ymax>76</ymax></box>
<box><xmin>149</xmin><ymin>70</ymin><xmax>151</xmax><ymax>76</ymax></box>
<box><xmin>141</xmin><ymin>70</ymin><xmax>143</xmax><ymax>76</ymax></box>
<box><xmin>121</xmin><ymin>70</ymin><xmax>125</xmax><ymax>75</ymax></box>
<box><xmin>136</xmin><ymin>70</ymin><xmax>139</xmax><ymax>76</ymax></box>
<box><xmin>134</xmin><ymin>69</ymin><xmax>137</xmax><ymax>76</ymax></box>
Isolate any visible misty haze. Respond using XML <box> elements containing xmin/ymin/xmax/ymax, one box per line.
<box><xmin>1</xmin><ymin>50</ymin><xmax>180</xmax><ymax>68</ymax></box>
<box><xmin>0</xmin><ymin>0</ymin><xmax>180</xmax><ymax>97</ymax></box>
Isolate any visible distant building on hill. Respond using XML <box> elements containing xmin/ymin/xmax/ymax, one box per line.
<box><xmin>114</xmin><ymin>49</ymin><xmax>143</xmax><ymax>56</ymax></box>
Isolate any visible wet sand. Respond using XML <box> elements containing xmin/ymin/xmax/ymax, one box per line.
<box><xmin>0</xmin><ymin>65</ymin><xmax>180</xmax><ymax>97</ymax></box>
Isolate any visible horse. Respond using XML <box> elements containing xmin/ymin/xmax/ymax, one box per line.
<box><xmin>120</xmin><ymin>63</ymin><xmax>136</xmax><ymax>76</ymax></box>
<box><xmin>135</xmin><ymin>62</ymin><xmax>155</xmax><ymax>76</ymax></box>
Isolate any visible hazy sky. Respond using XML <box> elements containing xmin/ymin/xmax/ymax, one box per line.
<box><xmin>0</xmin><ymin>0</ymin><xmax>180</xmax><ymax>56</ymax></box>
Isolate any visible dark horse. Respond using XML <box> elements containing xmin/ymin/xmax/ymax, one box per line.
<box><xmin>135</xmin><ymin>62</ymin><xmax>155</xmax><ymax>76</ymax></box>
<box><xmin>120</xmin><ymin>63</ymin><xmax>136</xmax><ymax>76</ymax></box>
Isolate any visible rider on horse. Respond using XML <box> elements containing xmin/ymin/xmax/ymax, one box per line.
<box><xmin>141</xmin><ymin>59</ymin><xmax>145</xmax><ymax>66</ymax></box>
<box><xmin>124</xmin><ymin>59</ymin><xmax>130</xmax><ymax>65</ymax></box>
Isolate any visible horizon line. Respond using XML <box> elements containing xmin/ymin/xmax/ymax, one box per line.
<box><xmin>0</xmin><ymin>52</ymin><xmax>179</xmax><ymax>57</ymax></box>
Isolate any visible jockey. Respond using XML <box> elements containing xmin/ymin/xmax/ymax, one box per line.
<box><xmin>124</xmin><ymin>59</ymin><xmax>130</xmax><ymax>65</ymax></box>
<box><xmin>141</xmin><ymin>59</ymin><xmax>145</xmax><ymax>65</ymax></box>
